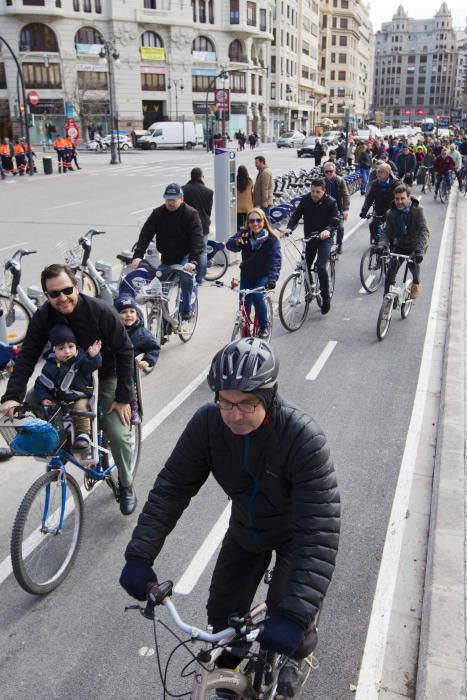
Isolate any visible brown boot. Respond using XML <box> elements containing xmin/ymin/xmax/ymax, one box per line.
<box><xmin>410</xmin><ymin>283</ymin><xmax>421</xmax><ymax>300</ymax></box>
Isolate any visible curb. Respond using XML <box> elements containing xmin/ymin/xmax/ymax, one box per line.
<box><xmin>415</xmin><ymin>193</ymin><xmax>466</xmax><ymax>698</ymax></box>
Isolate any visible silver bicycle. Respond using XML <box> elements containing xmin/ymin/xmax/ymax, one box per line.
<box><xmin>376</xmin><ymin>252</ymin><xmax>415</xmax><ymax>341</ymax></box>
<box><xmin>0</xmin><ymin>249</ymin><xmax>45</xmax><ymax>345</ymax></box>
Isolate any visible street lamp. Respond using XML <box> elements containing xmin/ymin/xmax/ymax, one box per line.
<box><xmin>167</xmin><ymin>78</ymin><xmax>184</xmax><ymax>120</ymax></box>
<box><xmin>99</xmin><ymin>40</ymin><xmax>120</xmax><ymax>165</ymax></box>
<box><xmin>0</xmin><ymin>34</ymin><xmax>33</xmax><ymax>176</ymax></box>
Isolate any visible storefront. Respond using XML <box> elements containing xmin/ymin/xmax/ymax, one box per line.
<box><xmin>0</xmin><ymin>100</ymin><xmax>11</xmax><ymax>140</ymax></box>
<box><xmin>142</xmin><ymin>99</ymin><xmax>166</xmax><ymax>129</ymax></box>
<box><xmin>193</xmin><ymin>101</ymin><xmax>215</xmax><ymax>144</ymax></box>
<box><xmin>29</xmin><ymin>99</ymin><xmax>65</xmax><ymax>146</ymax></box>
<box><xmin>230</xmin><ymin>103</ymin><xmax>247</xmax><ymax>138</ymax></box>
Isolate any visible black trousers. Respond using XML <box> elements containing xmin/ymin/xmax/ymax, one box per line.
<box><xmin>384</xmin><ymin>247</ymin><xmax>420</xmax><ymax>294</ymax></box>
<box><xmin>207</xmin><ymin>529</ymin><xmax>317</xmax><ymax>660</ymax></box>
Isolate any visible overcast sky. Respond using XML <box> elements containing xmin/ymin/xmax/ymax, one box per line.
<box><xmin>370</xmin><ymin>1</ymin><xmax>466</xmax><ymax>32</ymax></box>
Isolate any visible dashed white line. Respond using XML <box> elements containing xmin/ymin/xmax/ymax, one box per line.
<box><xmin>359</xmin><ymin>275</ymin><xmax>374</xmax><ymax>294</ymax></box>
<box><xmin>306</xmin><ymin>341</ymin><xmax>338</xmax><ymax>380</ymax></box>
<box><xmin>44</xmin><ymin>200</ymin><xmax>87</xmax><ymax>211</ymax></box>
<box><xmin>343</xmin><ymin>218</ymin><xmax>366</xmax><ymax>242</ymax></box>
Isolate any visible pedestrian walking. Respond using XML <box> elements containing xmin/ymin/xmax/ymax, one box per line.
<box><xmin>236</xmin><ymin>165</ymin><xmax>254</xmax><ymax>229</ymax></box>
<box><xmin>314</xmin><ymin>139</ymin><xmax>325</xmax><ymax>167</ymax></box>
<box><xmin>253</xmin><ymin>156</ymin><xmax>273</xmax><ymax>214</ymax></box>
<box><xmin>358</xmin><ymin>143</ymin><xmax>372</xmax><ymax>194</ymax></box>
<box><xmin>248</xmin><ymin>133</ymin><xmax>257</xmax><ymax>150</ymax></box>
<box><xmin>182</xmin><ymin>167</ymin><xmax>214</xmax><ymax>284</ymax></box>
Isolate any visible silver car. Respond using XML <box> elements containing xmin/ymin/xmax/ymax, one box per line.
<box><xmin>276</xmin><ymin>131</ymin><xmax>306</xmax><ymax>148</ymax></box>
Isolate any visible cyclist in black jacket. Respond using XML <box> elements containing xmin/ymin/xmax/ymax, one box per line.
<box><xmin>0</xmin><ymin>264</ymin><xmax>137</xmax><ymax>515</ymax></box>
<box><xmin>131</xmin><ymin>183</ymin><xmax>204</xmax><ymax>320</ymax></box>
<box><xmin>285</xmin><ymin>178</ymin><xmax>340</xmax><ymax>315</ymax></box>
<box><xmin>120</xmin><ymin>338</ymin><xmax>340</xmax><ymax>699</ymax></box>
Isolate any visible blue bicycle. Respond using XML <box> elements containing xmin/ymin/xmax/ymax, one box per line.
<box><xmin>2</xmin><ymin>375</ymin><xmax>141</xmax><ymax>595</ymax></box>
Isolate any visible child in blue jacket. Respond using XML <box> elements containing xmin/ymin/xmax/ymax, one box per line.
<box><xmin>115</xmin><ymin>295</ymin><xmax>160</xmax><ymax>423</ymax></box>
<box><xmin>34</xmin><ymin>324</ymin><xmax>102</xmax><ymax>450</ymax></box>
<box><xmin>226</xmin><ymin>208</ymin><xmax>282</xmax><ymax>338</ymax></box>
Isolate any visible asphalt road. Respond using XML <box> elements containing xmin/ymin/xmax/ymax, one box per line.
<box><xmin>0</xmin><ymin>147</ymin><xmax>450</xmax><ymax>699</ymax></box>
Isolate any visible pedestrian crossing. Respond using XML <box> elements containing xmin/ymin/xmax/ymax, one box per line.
<box><xmin>87</xmin><ymin>162</ymin><xmax>214</xmax><ymax>178</ymax></box>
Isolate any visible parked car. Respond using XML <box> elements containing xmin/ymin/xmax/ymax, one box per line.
<box><xmin>321</xmin><ymin>130</ymin><xmax>341</xmax><ymax>146</ymax></box>
<box><xmin>297</xmin><ymin>136</ymin><xmax>317</xmax><ymax>158</ymax></box>
<box><xmin>85</xmin><ymin>134</ymin><xmax>132</xmax><ymax>151</ymax></box>
<box><xmin>276</xmin><ymin>131</ymin><xmax>306</xmax><ymax>148</ymax></box>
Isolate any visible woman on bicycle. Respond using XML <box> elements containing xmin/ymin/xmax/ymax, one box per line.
<box><xmin>226</xmin><ymin>209</ymin><xmax>281</xmax><ymax>339</ymax></box>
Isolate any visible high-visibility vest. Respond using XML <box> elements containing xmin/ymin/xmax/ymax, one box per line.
<box><xmin>54</xmin><ymin>137</ymin><xmax>65</xmax><ymax>149</ymax></box>
<box><xmin>0</xmin><ymin>144</ymin><xmax>12</xmax><ymax>156</ymax></box>
<box><xmin>14</xmin><ymin>143</ymin><xmax>25</xmax><ymax>155</ymax></box>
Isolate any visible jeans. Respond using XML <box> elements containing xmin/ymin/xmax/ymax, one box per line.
<box><xmin>384</xmin><ymin>248</ymin><xmax>420</xmax><ymax>294</ymax></box>
<box><xmin>207</xmin><ymin>530</ymin><xmax>318</xmax><ymax>661</ymax></box>
<box><xmin>359</xmin><ymin>167</ymin><xmax>370</xmax><ymax>193</ymax></box>
<box><xmin>336</xmin><ymin>217</ymin><xmax>344</xmax><ymax>246</ymax></box>
<box><xmin>158</xmin><ymin>256</ymin><xmax>193</xmax><ymax>315</ymax></box>
<box><xmin>435</xmin><ymin>172</ymin><xmax>451</xmax><ymax>193</ymax></box>
<box><xmin>305</xmin><ymin>237</ymin><xmax>334</xmax><ymax>301</ymax></box>
<box><xmin>196</xmin><ymin>233</ymin><xmax>209</xmax><ymax>283</ymax></box>
<box><xmin>240</xmin><ymin>274</ymin><xmax>269</xmax><ymax>329</ymax></box>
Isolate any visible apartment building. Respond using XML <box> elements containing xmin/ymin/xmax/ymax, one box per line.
<box><xmin>372</xmin><ymin>4</ymin><xmax>459</xmax><ymax>126</ymax></box>
<box><xmin>319</xmin><ymin>0</ymin><xmax>372</xmax><ymax>128</ymax></box>
<box><xmin>0</xmin><ymin>0</ymin><xmax>274</xmax><ymax>143</ymax></box>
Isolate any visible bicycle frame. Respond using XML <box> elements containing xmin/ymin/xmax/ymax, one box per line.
<box><xmin>2</xmin><ymin>249</ymin><xmax>43</xmax><ymax>316</ymax></box>
<box><xmin>236</xmin><ymin>286</ymin><xmax>269</xmax><ymax>337</ymax></box>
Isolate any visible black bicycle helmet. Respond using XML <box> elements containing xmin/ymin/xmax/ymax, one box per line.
<box><xmin>207</xmin><ymin>338</ymin><xmax>279</xmax><ymax>392</ymax></box>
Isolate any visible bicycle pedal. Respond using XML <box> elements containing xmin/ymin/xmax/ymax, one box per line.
<box><xmin>83</xmin><ymin>474</ymin><xmax>98</xmax><ymax>491</ymax></box>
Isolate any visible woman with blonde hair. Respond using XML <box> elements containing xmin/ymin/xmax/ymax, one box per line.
<box><xmin>226</xmin><ymin>208</ymin><xmax>281</xmax><ymax>338</ymax></box>
<box><xmin>236</xmin><ymin>165</ymin><xmax>254</xmax><ymax>229</ymax></box>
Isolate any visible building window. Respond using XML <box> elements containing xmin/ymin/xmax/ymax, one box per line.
<box><xmin>251</xmin><ymin>74</ymin><xmax>255</xmax><ymax>94</ymax></box>
<box><xmin>338</xmin><ymin>70</ymin><xmax>346</xmax><ymax>80</ymax></box>
<box><xmin>339</xmin><ymin>36</ymin><xmax>347</xmax><ymax>47</ymax></box>
<box><xmin>83</xmin><ymin>0</ymin><xmax>91</xmax><ymax>11</ymax></box>
<box><xmin>271</xmin><ymin>82</ymin><xmax>276</xmax><ymax>99</ymax></box>
<box><xmin>228</xmin><ymin>39</ymin><xmax>244</xmax><ymax>62</ymax></box>
<box><xmin>23</xmin><ymin>0</ymin><xmax>45</xmax><ymax>6</ymax></box>
<box><xmin>340</xmin><ymin>18</ymin><xmax>348</xmax><ymax>29</ymax></box>
<box><xmin>73</xmin><ymin>0</ymin><xmax>79</xmax><ymax>10</ymax></box>
<box><xmin>144</xmin><ymin>0</ymin><xmax>156</xmax><ymax>8</ymax></box>
<box><xmin>141</xmin><ymin>73</ymin><xmax>166</xmax><ymax>90</ymax></box>
<box><xmin>192</xmin><ymin>75</ymin><xmax>211</xmax><ymax>92</ymax></box>
<box><xmin>258</xmin><ymin>75</ymin><xmax>262</xmax><ymax>95</ymax></box>
<box><xmin>20</xmin><ymin>24</ymin><xmax>59</xmax><ymax>52</ymax></box>
<box><xmin>247</xmin><ymin>2</ymin><xmax>256</xmax><ymax>26</ymax></box>
<box><xmin>230</xmin><ymin>71</ymin><xmax>246</xmax><ymax>92</ymax></box>
<box><xmin>332</xmin><ymin>17</ymin><xmax>337</xmax><ymax>28</ymax></box>
<box><xmin>341</xmin><ymin>0</ymin><xmax>348</xmax><ymax>7</ymax></box>
<box><xmin>77</xmin><ymin>70</ymin><xmax>107</xmax><ymax>90</ymax></box>
<box><xmin>260</xmin><ymin>8</ymin><xmax>266</xmax><ymax>31</ymax></box>
<box><xmin>75</xmin><ymin>27</ymin><xmax>104</xmax><ymax>45</ymax></box>
<box><xmin>230</xmin><ymin>0</ymin><xmax>239</xmax><ymax>24</ymax></box>
<box><xmin>0</xmin><ymin>63</ymin><xmax>6</xmax><ymax>89</ymax></box>
<box><xmin>199</xmin><ymin>0</ymin><xmax>206</xmax><ymax>23</ymax></box>
<box><xmin>23</xmin><ymin>62</ymin><xmax>62</xmax><ymax>88</ymax></box>
<box><xmin>141</xmin><ymin>31</ymin><xmax>163</xmax><ymax>47</ymax></box>
<box><xmin>95</xmin><ymin>0</ymin><xmax>101</xmax><ymax>12</ymax></box>
<box><xmin>192</xmin><ymin>36</ymin><xmax>215</xmax><ymax>53</ymax></box>
<box><xmin>208</xmin><ymin>0</ymin><xmax>214</xmax><ymax>23</ymax></box>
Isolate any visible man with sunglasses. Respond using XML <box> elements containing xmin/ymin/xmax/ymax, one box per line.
<box><xmin>120</xmin><ymin>337</ymin><xmax>340</xmax><ymax>699</ymax></box>
<box><xmin>323</xmin><ymin>162</ymin><xmax>350</xmax><ymax>255</ymax></box>
<box><xmin>0</xmin><ymin>264</ymin><xmax>138</xmax><ymax>515</ymax></box>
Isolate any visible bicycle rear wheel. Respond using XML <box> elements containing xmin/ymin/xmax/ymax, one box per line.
<box><xmin>231</xmin><ymin>313</ymin><xmax>245</xmax><ymax>341</ymax></box>
<box><xmin>359</xmin><ymin>247</ymin><xmax>383</xmax><ymax>293</ymax></box>
<box><xmin>205</xmin><ymin>247</ymin><xmax>229</xmax><ymax>281</ymax></box>
<box><xmin>178</xmin><ymin>297</ymin><xmax>198</xmax><ymax>342</ymax></box>
<box><xmin>377</xmin><ymin>296</ymin><xmax>393</xmax><ymax>341</ymax></box>
<box><xmin>439</xmin><ymin>180</ymin><xmax>447</xmax><ymax>203</ymax></box>
<box><xmin>0</xmin><ymin>293</ymin><xmax>32</xmax><ymax>345</ymax></box>
<box><xmin>278</xmin><ymin>273</ymin><xmax>310</xmax><ymax>332</ymax></box>
<box><xmin>10</xmin><ymin>471</ymin><xmax>84</xmax><ymax>595</ymax></box>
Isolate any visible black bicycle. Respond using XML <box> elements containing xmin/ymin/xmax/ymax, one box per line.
<box><xmin>359</xmin><ymin>214</ymin><xmax>388</xmax><ymax>294</ymax></box>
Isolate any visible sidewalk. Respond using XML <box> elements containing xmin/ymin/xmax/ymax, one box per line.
<box><xmin>415</xmin><ymin>191</ymin><xmax>467</xmax><ymax>698</ymax></box>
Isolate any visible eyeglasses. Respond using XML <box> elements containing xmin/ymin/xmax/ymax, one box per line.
<box><xmin>324</xmin><ymin>170</ymin><xmax>334</xmax><ymax>174</ymax></box>
<box><xmin>216</xmin><ymin>398</ymin><xmax>259</xmax><ymax>413</ymax></box>
<box><xmin>248</xmin><ymin>218</ymin><xmax>263</xmax><ymax>223</ymax></box>
<box><xmin>46</xmin><ymin>286</ymin><xmax>75</xmax><ymax>299</ymax></box>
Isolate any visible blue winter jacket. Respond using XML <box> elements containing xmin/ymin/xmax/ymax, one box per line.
<box><xmin>126</xmin><ymin>319</ymin><xmax>160</xmax><ymax>367</ymax></box>
<box><xmin>226</xmin><ymin>231</ymin><xmax>282</xmax><ymax>283</ymax></box>
<box><xmin>34</xmin><ymin>348</ymin><xmax>102</xmax><ymax>404</ymax></box>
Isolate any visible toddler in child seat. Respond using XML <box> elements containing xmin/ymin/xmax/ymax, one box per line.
<box><xmin>34</xmin><ymin>324</ymin><xmax>102</xmax><ymax>451</ymax></box>
<box><xmin>115</xmin><ymin>295</ymin><xmax>160</xmax><ymax>424</ymax></box>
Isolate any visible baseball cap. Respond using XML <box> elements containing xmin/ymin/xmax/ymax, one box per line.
<box><xmin>163</xmin><ymin>183</ymin><xmax>183</xmax><ymax>199</ymax></box>
<box><xmin>114</xmin><ymin>295</ymin><xmax>137</xmax><ymax>312</ymax></box>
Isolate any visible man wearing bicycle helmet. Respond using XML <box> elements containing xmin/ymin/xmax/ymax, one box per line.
<box><xmin>120</xmin><ymin>338</ymin><xmax>340</xmax><ymax>698</ymax></box>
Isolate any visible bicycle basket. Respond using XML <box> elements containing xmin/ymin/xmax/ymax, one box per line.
<box><xmin>56</xmin><ymin>241</ymin><xmax>82</xmax><ymax>268</ymax></box>
<box><xmin>1</xmin><ymin>417</ymin><xmax>65</xmax><ymax>456</ymax></box>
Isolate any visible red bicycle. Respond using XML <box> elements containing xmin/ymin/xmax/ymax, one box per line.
<box><xmin>215</xmin><ymin>280</ymin><xmax>274</xmax><ymax>341</ymax></box>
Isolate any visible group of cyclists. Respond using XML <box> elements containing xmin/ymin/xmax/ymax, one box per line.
<box><xmin>0</xmin><ymin>129</ymin><xmax>456</xmax><ymax>697</ymax></box>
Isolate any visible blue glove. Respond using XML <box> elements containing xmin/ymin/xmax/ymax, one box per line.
<box><xmin>359</xmin><ymin>210</ymin><xmax>367</xmax><ymax>219</ymax></box>
<box><xmin>258</xmin><ymin>614</ymin><xmax>305</xmax><ymax>656</ymax></box>
<box><xmin>119</xmin><ymin>560</ymin><xmax>157</xmax><ymax>601</ymax></box>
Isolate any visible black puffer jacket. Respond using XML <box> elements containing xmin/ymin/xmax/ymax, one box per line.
<box><xmin>125</xmin><ymin>396</ymin><xmax>340</xmax><ymax>626</ymax></box>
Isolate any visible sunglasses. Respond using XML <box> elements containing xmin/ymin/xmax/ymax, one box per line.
<box><xmin>248</xmin><ymin>217</ymin><xmax>263</xmax><ymax>223</ymax></box>
<box><xmin>46</xmin><ymin>286</ymin><xmax>75</xmax><ymax>299</ymax></box>
<box><xmin>324</xmin><ymin>170</ymin><xmax>334</xmax><ymax>173</ymax></box>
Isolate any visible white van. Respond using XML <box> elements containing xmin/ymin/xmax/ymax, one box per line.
<box><xmin>137</xmin><ymin>121</ymin><xmax>200</xmax><ymax>150</ymax></box>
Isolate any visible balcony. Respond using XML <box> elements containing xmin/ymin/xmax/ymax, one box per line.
<box><xmin>5</xmin><ymin>0</ymin><xmax>64</xmax><ymax>16</ymax></box>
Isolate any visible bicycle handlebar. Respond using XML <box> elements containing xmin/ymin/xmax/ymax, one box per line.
<box><xmin>125</xmin><ymin>581</ymin><xmax>264</xmax><ymax>643</ymax></box>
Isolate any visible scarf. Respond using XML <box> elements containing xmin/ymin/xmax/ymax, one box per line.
<box><xmin>396</xmin><ymin>202</ymin><xmax>412</xmax><ymax>237</ymax></box>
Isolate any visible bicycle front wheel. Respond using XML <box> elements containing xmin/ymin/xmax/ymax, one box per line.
<box><xmin>278</xmin><ymin>273</ymin><xmax>310</xmax><ymax>332</ymax></box>
<box><xmin>327</xmin><ymin>259</ymin><xmax>336</xmax><ymax>299</ymax></box>
<box><xmin>205</xmin><ymin>247</ymin><xmax>229</xmax><ymax>281</ymax></box>
<box><xmin>10</xmin><ymin>471</ymin><xmax>84</xmax><ymax>595</ymax></box>
<box><xmin>359</xmin><ymin>247</ymin><xmax>383</xmax><ymax>293</ymax></box>
<box><xmin>377</xmin><ymin>297</ymin><xmax>393</xmax><ymax>341</ymax></box>
<box><xmin>178</xmin><ymin>297</ymin><xmax>198</xmax><ymax>343</ymax></box>
<box><xmin>439</xmin><ymin>181</ymin><xmax>447</xmax><ymax>203</ymax></box>
<box><xmin>231</xmin><ymin>313</ymin><xmax>244</xmax><ymax>341</ymax></box>
<box><xmin>80</xmin><ymin>271</ymin><xmax>99</xmax><ymax>297</ymax></box>
<box><xmin>0</xmin><ymin>293</ymin><xmax>32</xmax><ymax>345</ymax></box>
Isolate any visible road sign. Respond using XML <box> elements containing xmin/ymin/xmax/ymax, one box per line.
<box><xmin>27</xmin><ymin>91</ymin><xmax>39</xmax><ymax>106</ymax></box>
<box><xmin>404</xmin><ymin>109</ymin><xmax>412</xmax><ymax>116</ymax></box>
<box><xmin>215</xmin><ymin>89</ymin><xmax>230</xmax><ymax>112</ymax></box>
<box><xmin>65</xmin><ymin>119</ymin><xmax>80</xmax><ymax>141</ymax></box>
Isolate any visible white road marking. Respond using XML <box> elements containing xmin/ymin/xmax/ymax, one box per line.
<box><xmin>44</xmin><ymin>200</ymin><xmax>87</xmax><ymax>211</ymax></box>
<box><xmin>343</xmin><ymin>218</ymin><xmax>365</xmax><ymax>242</ymax></box>
<box><xmin>0</xmin><ymin>365</ymin><xmax>210</xmax><ymax>587</ymax></box>
<box><xmin>355</xmin><ymin>186</ymin><xmax>456</xmax><ymax>699</ymax></box>
<box><xmin>306</xmin><ymin>341</ymin><xmax>338</xmax><ymax>381</ymax></box>
<box><xmin>359</xmin><ymin>275</ymin><xmax>374</xmax><ymax>293</ymax></box>
<box><xmin>0</xmin><ymin>241</ymin><xmax>29</xmax><ymax>252</ymax></box>
<box><xmin>130</xmin><ymin>206</ymin><xmax>154</xmax><ymax>216</ymax></box>
<box><xmin>174</xmin><ymin>503</ymin><xmax>231</xmax><ymax>595</ymax></box>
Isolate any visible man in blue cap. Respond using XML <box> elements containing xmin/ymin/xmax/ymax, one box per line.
<box><xmin>131</xmin><ymin>183</ymin><xmax>204</xmax><ymax>320</ymax></box>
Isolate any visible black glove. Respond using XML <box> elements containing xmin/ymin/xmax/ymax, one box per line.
<box><xmin>258</xmin><ymin>614</ymin><xmax>305</xmax><ymax>656</ymax></box>
<box><xmin>359</xmin><ymin>210</ymin><xmax>367</xmax><ymax>219</ymax></box>
<box><xmin>265</xmin><ymin>281</ymin><xmax>276</xmax><ymax>290</ymax></box>
<box><xmin>414</xmin><ymin>255</ymin><xmax>423</xmax><ymax>264</ymax></box>
<box><xmin>119</xmin><ymin>560</ymin><xmax>157</xmax><ymax>601</ymax></box>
